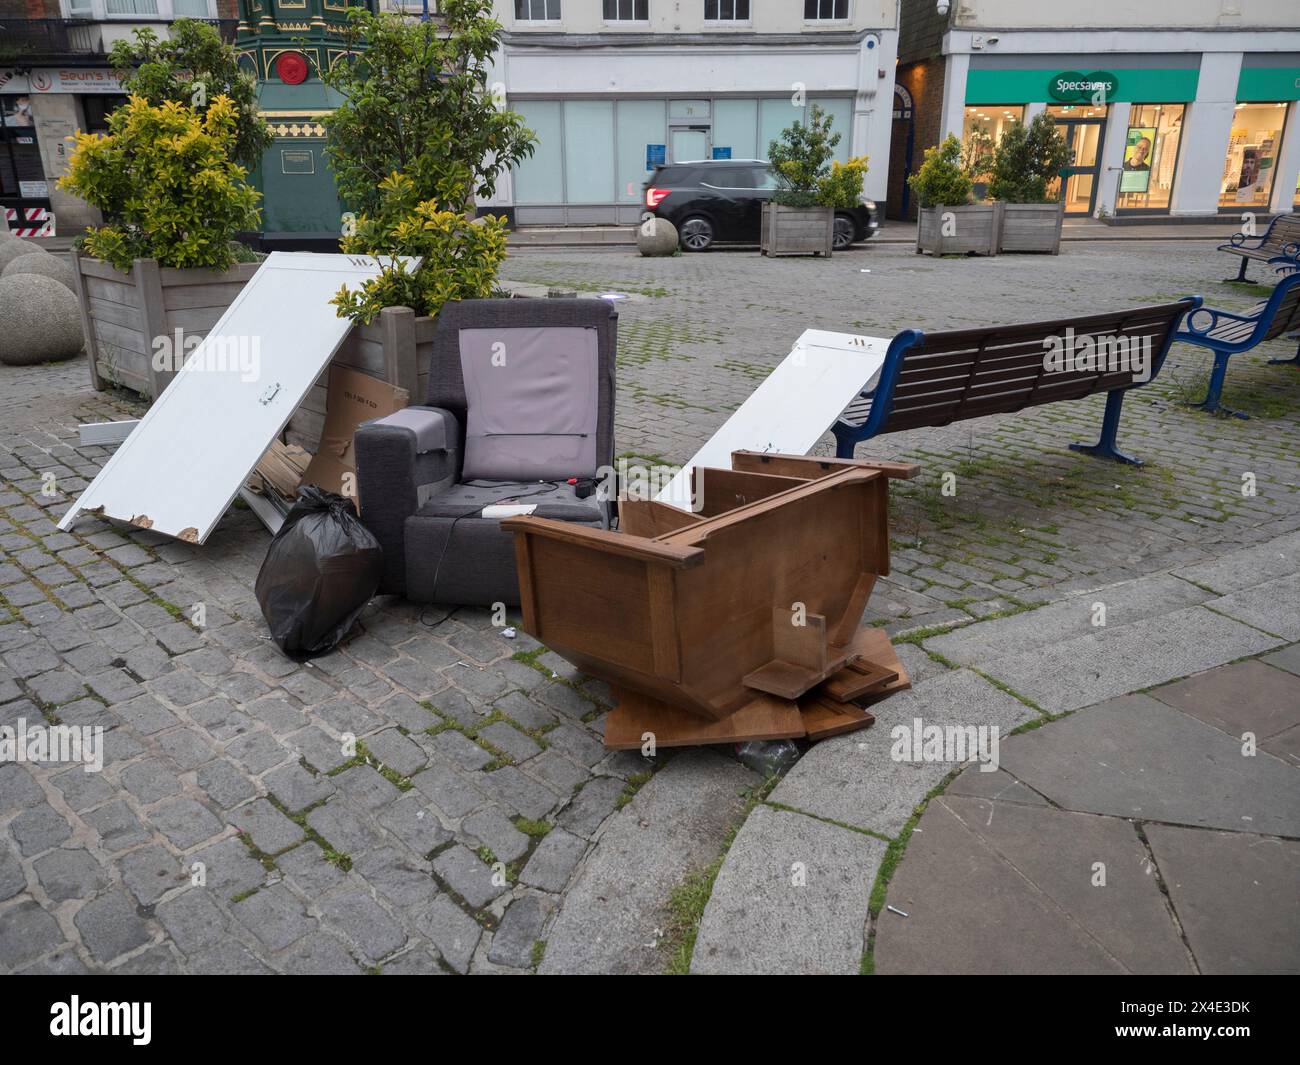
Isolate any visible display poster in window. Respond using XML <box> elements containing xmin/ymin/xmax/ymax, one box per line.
<box><xmin>1119</xmin><ymin>126</ymin><xmax>1155</xmax><ymax>193</ymax></box>
<box><xmin>646</xmin><ymin>143</ymin><xmax>666</xmax><ymax>169</ymax></box>
<box><xmin>19</xmin><ymin>180</ymin><xmax>48</xmax><ymax>197</ymax></box>
<box><xmin>3</xmin><ymin>96</ymin><xmax>34</xmax><ymax>128</ymax></box>
<box><xmin>1235</xmin><ymin>146</ymin><xmax>1264</xmax><ymax>203</ymax></box>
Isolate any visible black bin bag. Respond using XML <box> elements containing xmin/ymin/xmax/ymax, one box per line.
<box><xmin>255</xmin><ymin>487</ymin><xmax>383</xmax><ymax>658</ymax></box>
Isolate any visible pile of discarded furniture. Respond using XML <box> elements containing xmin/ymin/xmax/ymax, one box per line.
<box><xmin>62</xmin><ymin>246</ymin><xmax>1295</xmax><ymax>748</ymax></box>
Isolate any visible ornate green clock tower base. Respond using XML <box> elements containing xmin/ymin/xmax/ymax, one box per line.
<box><xmin>235</xmin><ymin>0</ymin><xmax>376</xmax><ymax>245</ymax></box>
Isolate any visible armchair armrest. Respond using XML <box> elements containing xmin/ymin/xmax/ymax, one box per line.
<box><xmin>356</xmin><ymin>406</ymin><xmax>461</xmax><ymax>595</ymax></box>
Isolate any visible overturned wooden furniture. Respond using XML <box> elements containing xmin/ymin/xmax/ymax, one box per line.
<box><xmin>502</xmin><ymin>451</ymin><xmax>919</xmax><ymax>748</ymax></box>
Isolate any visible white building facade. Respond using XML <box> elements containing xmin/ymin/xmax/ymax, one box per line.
<box><xmin>485</xmin><ymin>1</ymin><xmax>899</xmax><ymax>225</ymax></box>
<box><xmin>929</xmin><ymin>0</ymin><xmax>1300</xmax><ymax>219</ymax></box>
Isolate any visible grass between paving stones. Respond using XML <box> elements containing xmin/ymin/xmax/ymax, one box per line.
<box><xmin>530</xmin><ymin>939</ymin><xmax>546</xmax><ymax>967</ymax></box>
<box><xmin>659</xmin><ymin>775</ymin><xmax>778</xmax><ymax>975</ymax></box>
<box><xmin>268</xmin><ymin>794</ymin><xmax>354</xmax><ymax>870</ymax></box>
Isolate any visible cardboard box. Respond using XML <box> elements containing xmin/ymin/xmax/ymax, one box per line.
<box><xmin>301</xmin><ymin>365</ymin><xmax>409</xmax><ymax>500</ymax></box>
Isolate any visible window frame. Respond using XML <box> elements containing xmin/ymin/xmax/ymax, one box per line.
<box><xmin>803</xmin><ymin>0</ymin><xmax>850</xmax><ymax>22</ymax></box>
<box><xmin>704</xmin><ymin>0</ymin><xmax>751</xmax><ymax>22</ymax></box>
<box><xmin>602</xmin><ymin>0</ymin><xmax>648</xmax><ymax>22</ymax></box>
<box><xmin>515</xmin><ymin>0</ymin><xmax>562</xmax><ymax>22</ymax></box>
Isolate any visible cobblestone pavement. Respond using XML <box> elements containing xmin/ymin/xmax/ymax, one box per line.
<box><xmin>1</xmin><ymin>239</ymin><xmax>1297</xmax><ymax>974</ymax></box>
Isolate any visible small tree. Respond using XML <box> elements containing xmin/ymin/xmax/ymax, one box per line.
<box><xmin>907</xmin><ymin>135</ymin><xmax>972</xmax><ymax>208</ymax></box>
<box><xmin>768</xmin><ymin>104</ymin><xmax>841</xmax><ymax>207</ymax></box>
<box><xmin>988</xmin><ymin>113</ymin><xmax>1071</xmax><ymax>204</ymax></box>
<box><xmin>322</xmin><ymin>2</ymin><xmax>536</xmax><ymax>216</ymax></box>
<box><xmin>960</xmin><ymin>126</ymin><xmax>995</xmax><ymax>183</ymax></box>
<box><xmin>108</xmin><ymin>20</ymin><xmax>270</xmax><ymax>171</ymax></box>
<box><xmin>816</xmin><ymin>156</ymin><xmax>869</xmax><ymax>209</ymax></box>
<box><xmin>330</xmin><ymin>172</ymin><xmax>508</xmax><ymax>325</ymax></box>
<box><xmin>60</xmin><ymin>95</ymin><xmax>261</xmax><ymax>272</ymax></box>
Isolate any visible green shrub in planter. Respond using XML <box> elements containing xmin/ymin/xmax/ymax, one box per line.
<box><xmin>988</xmin><ymin>113</ymin><xmax>1071</xmax><ymax>204</ymax></box>
<box><xmin>816</xmin><ymin>155</ymin><xmax>870</xmax><ymax>208</ymax></box>
<box><xmin>768</xmin><ymin>104</ymin><xmax>841</xmax><ymax>207</ymax></box>
<box><xmin>907</xmin><ymin>134</ymin><xmax>972</xmax><ymax>208</ymax></box>
<box><xmin>330</xmin><ymin>172</ymin><xmax>508</xmax><ymax>325</ymax></box>
<box><xmin>59</xmin><ymin>95</ymin><xmax>261</xmax><ymax>272</ymax></box>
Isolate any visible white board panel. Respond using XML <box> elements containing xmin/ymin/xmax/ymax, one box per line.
<box><xmin>59</xmin><ymin>252</ymin><xmax>412</xmax><ymax>543</ymax></box>
<box><xmin>657</xmin><ymin>328</ymin><xmax>890</xmax><ymax>510</ymax></box>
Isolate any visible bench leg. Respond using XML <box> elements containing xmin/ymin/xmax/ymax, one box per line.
<box><xmin>1069</xmin><ymin>390</ymin><xmax>1142</xmax><ymax>465</ymax></box>
<box><xmin>1224</xmin><ymin>255</ymin><xmax>1251</xmax><ymax>283</ymax></box>
<box><xmin>832</xmin><ymin>424</ymin><xmax>859</xmax><ymax>459</ymax></box>
<box><xmin>1187</xmin><ymin>351</ymin><xmax>1249</xmax><ymax>419</ymax></box>
<box><xmin>1267</xmin><ymin>337</ymin><xmax>1300</xmax><ymax>366</ymax></box>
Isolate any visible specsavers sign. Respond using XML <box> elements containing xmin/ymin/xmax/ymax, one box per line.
<box><xmin>1048</xmin><ymin>71</ymin><xmax>1119</xmax><ymax>103</ymax></box>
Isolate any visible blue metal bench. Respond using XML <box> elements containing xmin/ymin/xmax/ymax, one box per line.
<box><xmin>832</xmin><ymin>299</ymin><xmax>1200</xmax><ymax>467</ymax></box>
<box><xmin>1172</xmin><ymin>271</ymin><xmax>1300</xmax><ymax>417</ymax></box>
<box><xmin>1217</xmin><ymin>212</ymin><xmax>1300</xmax><ymax>282</ymax></box>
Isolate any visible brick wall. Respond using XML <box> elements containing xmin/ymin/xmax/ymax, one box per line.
<box><xmin>215</xmin><ymin>0</ymin><xmax>239</xmax><ymax>20</ymax></box>
<box><xmin>0</xmin><ymin>0</ymin><xmax>60</xmax><ymax>19</ymax></box>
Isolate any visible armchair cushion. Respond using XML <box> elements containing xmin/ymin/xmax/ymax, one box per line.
<box><xmin>458</xmin><ymin>326</ymin><xmax>600</xmax><ymax>481</ymax></box>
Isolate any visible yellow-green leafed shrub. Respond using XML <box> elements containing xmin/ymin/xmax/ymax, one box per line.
<box><xmin>331</xmin><ymin>171</ymin><xmax>508</xmax><ymax>326</ymax></box>
<box><xmin>59</xmin><ymin>94</ymin><xmax>261</xmax><ymax>272</ymax></box>
<box><xmin>817</xmin><ymin>155</ymin><xmax>870</xmax><ymax>209</ymax></box>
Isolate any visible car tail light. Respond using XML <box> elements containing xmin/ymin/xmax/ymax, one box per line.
<box><xmin>646</xmin><ymin>187</ymin><xmax>671</xmax><ymax>209</ymax></box>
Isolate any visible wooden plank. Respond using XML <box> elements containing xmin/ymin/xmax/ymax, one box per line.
<box><xmin>821</xmin><ymin>656</ymin><xmax>898</xmax><ymax>701</ymax></box>
<box><xmin>380</xmin><ymin>305</ymin><xmax>419</xmax><ymax>397</ymax></box>
<box><xmin>161</xmin><ymin>281</ymin><xmax>249</xmax><ymax>310</ymax></box>
<box><xmin>157</xmin><ymin>262</ymin><xmax>259</xmax><ymax>287</ymax></box>
<box><xmin>731</xmin><ymin>450</ymin><xmax>920</xmax><ymax>481</ymax></box>
<box><xmin>78</xmin><ymin>420</ymin><xmax>139</xmax><ymax>447</ymax></box>
<box><xmin>619</xmin><ymin>498</ymin><xmax>703</xmax><ymax>538</ymax></box>
<box><xmin>164</xmin><ymin>306</ymin><xmax>225</xmax><ymax>334</ymax></box>
<box><xmin>603</xmin><ymin>686</ymin><xmax>806</xmax><ymax>750</ymax></box>
<box><xmin>800</xmin><ymin>697</ymin><xmax>875</xmax><ymax>741</ymax></box>
<box><xmin>76</xmin><ymin>256</ymin><xmax>131</xmax><ymax>282</ymax></box>
<box><xmin>93</xmin><ymin>318</ymin><xmax>147</xmax><ymax>356</ymax></box>
<box><xmin>71</xmin><ymin>249</ymin><xmax>103</xmax><ymax>392</ymax></box>
<box><xmin>135</xmin><ymin>258</ymin><xmax>169</xmax><ymax>400</ymax></box>
<box><xmin>82</xmin><ymin>276</ymin><xmax>138</xmax><ymax>307</ymax></box>
<box><xmin>843</xmin><ymin>627</ymin><xmax>911</xmax><ymax>701</ymax></box>
<box><xmin>646</xmin><ymin>566</ymin><xmax>681</xmax><ymax>682</ymax></box>
<box><xmin>86</xmin><ymin>296</ymin><xmax>143</xmax><ymax>332</ymax></box>
<box><xmin>692</xmin><ymin>467</ymin><xmax>805</xmax><ymax>517</ymax></box>
<box><xmin>503</xmin><ymin>516</ymin><xmax>705</xmax><ymax>569</ymax></box>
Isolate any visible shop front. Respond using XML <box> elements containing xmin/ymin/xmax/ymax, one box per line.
<box><xmin>952</xmin><ymin>52</ymin><xmax>1300</xmax><ymax>220</ymax></box>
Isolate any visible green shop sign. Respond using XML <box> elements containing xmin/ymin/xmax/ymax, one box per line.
<box><xmin>1048</xmin><ymin>71</ymin><xmax>1119</xmax><ymax>103</ymax></box>
<box><xmin>966</xmin><ymin>67</ymin><xmax>1198</xmax><ymax>105</ymax></box>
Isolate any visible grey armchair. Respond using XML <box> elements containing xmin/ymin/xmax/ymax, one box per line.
<box><xmin>354</xmin><ymin>298</ymin><xmax>618</xmax><ymax>606</ymax></box>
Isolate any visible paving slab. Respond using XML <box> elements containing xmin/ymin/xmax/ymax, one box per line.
<box><xmin>539</xmin><ymin>749</ymin><xmax>758</xmax><ymax>975</ymax></box>
<box><xmin>1171</xmin><ymin>531</ymin><xmax>1300</xmax><ymax>594</ymax></box>
<box><xmin>942</xmin><ymin>795</ymin><xmax>1192</xmax><ymax>973</ymax></box>
<box><xmin>1262</xmin><ymin>643</ymin><xmax>1300</xmax><ymax>677</ymax></box>
<box><xmin>875</xmin><ymin>798</ymin><xmax>1122</xmax><ymax>974</ymax></box>
<box><xmin>975</xmin><ymin>605</ymin><xmax>1282</xmax><ymax>714</ymax></box>
<box><xmin>1209</xmin><ymin>572</ymin><xmax>1300</xmax><ymax>641</ymax></box>
<box><xmin>1150</xmin><ymin>660</ymin><xmax>1300</xmax><ymax>741</ymax></box>
<box><xmin>926</xmin><ymin>574</ymin><xmax>1212</xmax><ymax>666</ymax></box>
<box><xmin>770</xmin><ymin>669</ymin><xmax>1035</xmax><ymax>837</ymax></box>
<box><xmin>691</xmin><ymin>805</ymin><xmax>886</xmax><ymax>975</ymax></box>
<box><xmin>1145</xmin><ymin>823</ymin><xmax>1300</xmax><ymax>975</ymax></box>
<box><xmin>1000</xmin><ymin>695</ymin><xmax>1300</xmax><ymax>836</ymax></box>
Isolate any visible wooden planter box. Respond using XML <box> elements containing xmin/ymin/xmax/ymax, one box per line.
<box><xmin>916</xmin><ymin>204</ymin><xmax>999</xmax><ymax>256</ymax></box>
<box><xmin>761</xmin><ymin>203</ymin><xmax>834</xmax><ymax>257</ymax></box>
<box><xmin>71</xmin><ymin>250</ymin><xmax>261</xmax><ymax>400</ymax></box>
<box><xmin>998</xmin><ymin>202</ymin><xmax>1064</xmax><ymax>254</ymax></box>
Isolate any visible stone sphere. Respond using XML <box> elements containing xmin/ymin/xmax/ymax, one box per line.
<box><xmin>0</xmin><ymin>272</ymin><xmax>85</xmax><ymax>365</ymax></box>
<box><xmin>637</xmin><ymin>217</ymin><xmax>678</xmax><ymax>256</ymax></box>
<box><xmin>0</xmin><ymin>239</ymin><xmax>45</xmax><ymax>273</ymax></box>
<box><xmin>3</xmin><ymin>250</ymin><xmax>76</xmax><ymax>292</ymax></box>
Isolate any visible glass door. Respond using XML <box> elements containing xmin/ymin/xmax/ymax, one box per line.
<box><xmin>1046</xmin><ymin>104</ymin><xmax>1108</xmax><ymax>215</ymax></box>
<box><xmin>670</xmin><ymin>126</ymin><xmax>710</xmax><ymax>163</ymax></box>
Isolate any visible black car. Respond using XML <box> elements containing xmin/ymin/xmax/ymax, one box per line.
<box><xmin>643</xmin><ymin>158</ymin><xmax>878</xmax><ymax>252</ymax></box>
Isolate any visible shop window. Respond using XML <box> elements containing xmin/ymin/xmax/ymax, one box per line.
<box><xmin>81</xmin><ymin>95</ymin><xmax>128</xmax><ymax>137</ymax></box>
<box><xmin>105</xmin><ymin>0</ymin><xmax>160</xmax><ymax>13</ymax></box>
<box><xmin>1220</xmin><ymin>102</ymin><xmax>1287</xmax><ymax>209</ymax></box>
<box><xmin>1115</xmin><ymin>103</ymin><xmax>1184</xmax><ymax>213</ymax></box>
<box><xmin>0</xmin><ymin>96</ymin><xmax>46</xmax><ymax>201</ymax></box>
<box><xmin>961</xmin><ymin>105</ymin><xmax>1024</xmax><ymax>184</ymax></box>
<box><xmin>705</xmin><ymin>0</ymin><xmax>749</xmax><ymax>19</ymax></box>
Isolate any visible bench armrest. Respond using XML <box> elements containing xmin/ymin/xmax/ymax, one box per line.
<box><xmin>356</xmin><ymin>406</ymin><xmax>461</xmax><ymax>594</ymax></box>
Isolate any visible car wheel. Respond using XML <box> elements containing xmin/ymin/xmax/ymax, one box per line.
<box><xmin>832</xmin><ymin>214</ymin><xmax>857</xmax><ymax>251</ymax></box>
<box><xmin>679</xmin><ymin>216</ymin><xmax>715</xmax><ymax>252</ymax></box>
